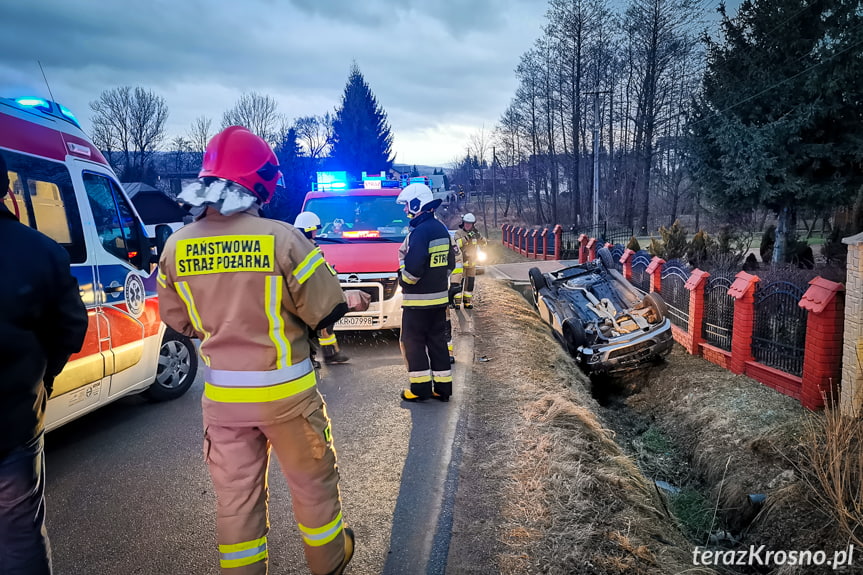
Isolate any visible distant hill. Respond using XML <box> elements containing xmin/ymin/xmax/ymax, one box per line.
<box><xmin>393</xmin><ymin>164</ymin><xmax>452</xmax><ymax>176</ymax></box>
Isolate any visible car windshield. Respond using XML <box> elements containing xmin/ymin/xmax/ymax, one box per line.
<box><xmin>304</xmin><ymin>195</ymin><xmax>409</xmax><ymax>241</ymax></box>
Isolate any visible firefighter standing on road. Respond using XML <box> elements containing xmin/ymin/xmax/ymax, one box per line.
<box><xmin>294</xmin><ymin>211</ymin><xmax>351</xmax><ymax>367</ymax></box>
<box><xmin>157</xmin><ymin>126</ymin><xmax>363</xmax><ymax>575</ymax></box>
<box><xmin>396</xmin><ymin>183</ymin><xmax>455</xmax><ymax>402</ymax></box>
<box><xmin>446</xmin><ymin>232</ymin><xmax>463</xmax><ymax>364</ymax></box>
<box><xmin>453</xmin><ymin>213</ymin><xmax>487</xmax><ymax>309</ymax></box>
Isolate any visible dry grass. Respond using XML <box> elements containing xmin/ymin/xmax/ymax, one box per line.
<box><xmin>799</xmin><ymin>406</ymin><xmax>863</xmax><ymax>548</ymax></box>
<box><xmin>447</xmin><ymin>278</ymin><xmax>699</xmax><ymax>575</ymax></box>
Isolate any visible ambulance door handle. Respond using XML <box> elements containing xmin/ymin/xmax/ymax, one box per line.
<box><xmin>104</xmin><ymin>286</ymin><xmax>124</xmax><ymax>294</ymax></box>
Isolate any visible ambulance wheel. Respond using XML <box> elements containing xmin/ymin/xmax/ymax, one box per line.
<box><xmin>146</xmin><ymin>330</ymin><xmax>198</xmax><ymax>401</ymax></box>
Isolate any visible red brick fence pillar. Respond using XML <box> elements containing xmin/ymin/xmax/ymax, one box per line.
<box><xmin>620</xmin><ymin>249</ymin><xmax>635</xmax><ymax>281</ymax></box>
<box><xmin>728</xmin><ymin>272</ymin><xmax>760</xmax><ymax>375</ymax></box>
<box><xmin>578</xmin><ymin>234</ymin><xmax>589</xmax><ymax>264</ymax></box>
<box><xmin>799</xmin><ymin>278</ymin><xmax>845</xmax><ymax>410</ymax></box>
<box><xmin>647</xmin><ymin>257</ymin><xmax>665</xmax><ymax>293</ymax></box>
<box><xmin>587</xmin><ymin>237</ymin><xmax>597</xmax><ymax>262</ymax></box>
<box><xmin>683</xmin><ymin>269</ymin><xmax>710</xmax><ymax>356</ymax></box>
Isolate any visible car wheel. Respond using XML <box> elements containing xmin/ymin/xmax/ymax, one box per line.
<box><xmin>145</xmin><ymin>329</ymin><xmax>198</xmax><ymax>401</ymax></box>
<box><xmin>528</xmin><ymin>267</ymin><xmax>547</xmax><ymax>305</ymax></box>
<box><xmin>597</xmin><ymin>247</ymin><xmax>615</xmax><ymax>269</ymax></box>
<box><xmin>562</xmin><ymin>321</ymin><xmax>587</xmax><ymax>356</ymax></box>
<box><xmin>642</xmin><ymin>292</ymin><xmax>669</xmax><ymax>323</ymax></box>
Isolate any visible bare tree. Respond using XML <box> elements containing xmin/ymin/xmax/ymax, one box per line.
<box><xmin>221</xmin><ymin>92</ymin><xmax>283</xmax><ymax>146</ymax></box>
<box><xmin>90</xmin><ymin>86</ymin><xmax>133</xmax><ymax>171</ymax></box>
<box><xmin>90</xmin><ymin>86</ymin><xmax>168</xmax><ymax>181</ymax></box>
<box><xmin>129</xmin><ymin>87</ymin><xmax>169</xmax><ymax>176</ymax></box>
<box><xmin>187</xmin><ymin>116</ymin><xmax>213</xmax><ymax>154</ymax></box>
<box><xmin>294</xmin><ymin>114</ymin><xmax>334</xmax><ymax>160</ymax></box>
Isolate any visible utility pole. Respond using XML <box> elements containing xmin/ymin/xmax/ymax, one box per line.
<box><xmin>492</xmin><ymin>146</ymin><xmax>497</xmax><ymax>229</ymax></box>
<box><xmin>586</xmin><ymin>89</ymin><xmax>610</xmax><ymax>236</ymax></box>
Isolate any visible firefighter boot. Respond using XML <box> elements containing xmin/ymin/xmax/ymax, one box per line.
<box><xmin>323</xmin><ymin>344</ymin><xmax>350</xmax><ymax>365</ymax></box>
<box><xmin>325</xmin><ymin>527</ymin><xmax>355</xmax><ymax>575</ymax></box>
<box><xmin>400</xmin><ymin>389</ymin><xmax>428</xmax><ymax>402</ymax></box>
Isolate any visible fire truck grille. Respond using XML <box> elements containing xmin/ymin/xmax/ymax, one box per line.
<box><xmin>344</xmin><ymin>278</ymin><xmax>399</xmax><ymax>303</ymax></box>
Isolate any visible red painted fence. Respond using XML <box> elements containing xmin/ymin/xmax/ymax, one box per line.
<box><xmin>502</xmin><ymin>226</ymin><xmax>845</xmax><ymax>411</ymax></box>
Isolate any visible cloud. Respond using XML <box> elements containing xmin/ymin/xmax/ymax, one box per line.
<box><xmin>0</xmin><ymin>0</ymin><xmax>546</xmax><ymax>165</ymax></box>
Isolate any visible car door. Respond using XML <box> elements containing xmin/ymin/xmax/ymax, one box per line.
<box><xmin>80</xmin><ymin>169</ymin><xmax>156</xmax><ymax>397</ymax></box>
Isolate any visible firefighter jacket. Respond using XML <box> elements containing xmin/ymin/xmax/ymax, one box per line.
<box><xmin>157</xmin><ymin>209</ymin><xmax>348</xmax><ymax>426</ymax></box>
<box><xmin>398</xmin><ymin>211</ymin><xmax>455</xmax><ymax>309</ymax></box>
<box><xmin>454</xmin><ymin>226</ymin><xmax>487</xmax><ymax>267</ymax></box>
<box><xmin>0</xmin><ymin>203</ymin><xmax>88</xmax><ymax>453</ymax></box>
<box><xmin>449</xmin><ymin>232</ymin><xmax>463</xmax><ymax>286</ymax></box>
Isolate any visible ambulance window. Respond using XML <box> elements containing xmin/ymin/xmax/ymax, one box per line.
<box><xmin>1</xmin><ymin>150</ymin><xmax>86</xmax><ymax>263</ymax></box>
<box><xmin>83</xmin><ymin>172</ymin><xmax>146</xmax><ymax>269</ymax></box>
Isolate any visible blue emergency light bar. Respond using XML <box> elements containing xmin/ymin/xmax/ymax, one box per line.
<box><xmin>315</xmin><ymin>171</ymin><xmax>349</xmax><ymax>191</ymax></box>
<box><xmin>12</xmin><ymin>97</ymin><xmax>82</xmax><ymax>128</ymax></box>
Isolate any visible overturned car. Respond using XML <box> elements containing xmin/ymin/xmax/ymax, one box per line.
<box><xmin>529</xmin><ymin>250</ymin><xmax>673</xmax><ymax>374</ymax></box>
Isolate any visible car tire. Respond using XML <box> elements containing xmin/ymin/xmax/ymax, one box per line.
<box><xmin>145</xmin><ymin>329</ymin><xmax>198</xmax><ymax>401</ymax></box>
<box><xmin>562</xmin><ymin>321</ymin><xmax>588</xmax><ymax>356</ymax></box>
<box><xmin>642</xmin><ymin>292</ymin><xmax>669</xmax><ymax>323</ymax></box>
<box><xmin>597</xmin><ymin>247</ymin><xmax>615</xmax><ymax>270</ymax></box>
<box><xmin>528</xmin><ymin>267</ymin><xmax>547</xmax><ymax>304</ymax></box>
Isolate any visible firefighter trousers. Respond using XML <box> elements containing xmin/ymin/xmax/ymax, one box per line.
<box><xmin>204</xmin><ymin>401</ymin><xmax>347</xmax><ymax>575</ymax></box>
<box><xmin>400</xmin><ymin>307</ymin><xmax>452</xmax><ymax>398</ymax></box>
<box><xmin>453</xmin><ymin>267</ymin><xmax>476</xmax><ymax>307</ymax></box>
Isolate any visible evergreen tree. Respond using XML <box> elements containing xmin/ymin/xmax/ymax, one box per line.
<box><xmin>410</xmin><ymin>165</ymin><xmax>420</xmax><ymax>177</ymax></box>
<box><xmin>264</xmin><ymin>128</ymin><xmax>308</xmax><ymax>223</ymax></box>
<box><xmin>687</xmin><ymin>0</ymin><xmax>863</xmax><ymax>260</ymax></box>
<box><xmin>330</xmin><ymin>63</ymin><xmax>395</xmax><ymax>179</ymax></box>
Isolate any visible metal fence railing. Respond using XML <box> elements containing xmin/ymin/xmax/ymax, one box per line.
<box><xmin>752</xmin><ymin>281</ymin><xmax>808</xmax><ymax>377</ymax></box>
<box><xmin>661</xmin><ymin>259</ymin><xmax>691</xmax><ymax>330</ymax></box>
<box><xmin>629</xmin><ymin>250</ymin><xmax>652</xmax><ymax>293</ymax></box>
<box><xmin>702</xmin><ymin>272</ymin><xmax>735</xmax><ymax>351</ymax></box>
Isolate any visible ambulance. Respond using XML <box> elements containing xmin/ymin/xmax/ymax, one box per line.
<box><xmin>0</xmin><ymin>96</ymin><xmax>197</xmax><ymax>431</ymax></box>
<box><xmin>301</xmin><ymin>171</ymin><xmax>410</xmax><ymax>330</ymax></box>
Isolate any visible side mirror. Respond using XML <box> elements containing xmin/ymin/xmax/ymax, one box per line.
<box><xmin>154</xmin><ymin>224</ymin><xmax>173</xmax><ymax>257</ymax></box>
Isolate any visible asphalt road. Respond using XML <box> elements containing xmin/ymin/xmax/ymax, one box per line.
<box><xmin>44</xmin><ymin>313</ymin><xmax>474</xmax><ymax>575</ymax></box>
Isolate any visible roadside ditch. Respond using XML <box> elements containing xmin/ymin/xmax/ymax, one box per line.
<box><xmin>506</xmin><ymin>279</ymin><xmax>854</xmax><ymax>575</ymax></box>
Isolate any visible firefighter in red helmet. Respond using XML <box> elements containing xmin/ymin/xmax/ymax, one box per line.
<box><xmin>157</xmin><ymin>126</ymin><xmax>363</xmax><ymax>575</ymax></box>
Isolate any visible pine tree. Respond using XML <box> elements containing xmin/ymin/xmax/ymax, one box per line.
<box><xmin>264</xmin><ymin>128</ymin><xmax>308</xmax><ymax>222</ymax></box>
<box><xmin>330</xmin><ymin>63</ymin><xmax>395</xmax><ymax>179</ymax></box>
<box><xmin>686</xmin><ymin>0</ymin><xmax>863</xmax><ymax>261</ymax></box>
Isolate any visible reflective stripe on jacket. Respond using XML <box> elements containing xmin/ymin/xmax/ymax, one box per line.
<box><xmin>398</xmin><ymin>211</ymin><xmax>454</xmax><ymax>309</ymax></box>
<box><xmin>158</xmin><ymin>209</ymin><xmax>347</xmax><ymax>425</ymax></box>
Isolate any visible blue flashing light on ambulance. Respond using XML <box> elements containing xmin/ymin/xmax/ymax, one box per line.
<box><xmin>1</xmin><ymin>96</ymin><xmax>197</xmax><ymax>431</ymax></box>
<box><xmin>301</xmin><ymin>170</ymin><xmax>411</xmax><ymax>330</ymax></box>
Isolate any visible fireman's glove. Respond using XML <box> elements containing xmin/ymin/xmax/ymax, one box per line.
<box><xmin>344</xmin><ymin>289</ymin><xmax>371</xmax><ymax>312</ymax></box>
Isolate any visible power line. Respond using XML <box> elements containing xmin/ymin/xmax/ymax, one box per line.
<box><xmin>691</xmin><ymin>31</ymin><xmax>863</xmax><ymax>126</ymax></box>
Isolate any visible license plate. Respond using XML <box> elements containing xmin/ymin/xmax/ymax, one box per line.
<box><xmin>335</xmin><ymin>316</ymin><xmax>375</xmax><ymax>327</ymax></box>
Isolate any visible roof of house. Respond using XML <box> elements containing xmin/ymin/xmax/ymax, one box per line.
<box><xmin>123</xmin><ymin>182</ymin><xmax>160</xmax><ymax>197</ymax></box>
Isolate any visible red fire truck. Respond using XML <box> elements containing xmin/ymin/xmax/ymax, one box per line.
<box><xmin>300</xmin><ymin>171</ymin><xmax>411</xmax><ymax>330</ymax></box>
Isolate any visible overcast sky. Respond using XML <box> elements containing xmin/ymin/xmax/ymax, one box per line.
<box><xmin>1</xmin><ymin>0</ymin><xmax>552</xmax><ymax>167</ymax></box>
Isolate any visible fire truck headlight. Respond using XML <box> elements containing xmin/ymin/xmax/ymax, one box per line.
<box><xmin>477</xmin><ymin>248</ymin><xmax>487</xmax><ymax>263</ymax></box>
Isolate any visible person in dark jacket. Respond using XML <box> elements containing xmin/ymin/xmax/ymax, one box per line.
<box><xmin>0</xmin><ymin>151</ymin><xmax>88</xmax><ymax>574</ymax></box>
<box><xmin>395</xmin><ymin>183</ymin><xmax>455</xmax><ymax>402</ymax></box>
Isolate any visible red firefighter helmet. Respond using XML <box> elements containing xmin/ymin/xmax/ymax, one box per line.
<box><xmin>198</xmin><ymin>126</ymin><xmax>282</xmax><ymax>204</ymax></box>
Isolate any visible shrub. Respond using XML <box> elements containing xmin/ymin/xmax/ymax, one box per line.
<box><xmin>686</xmin><ymin>230</ymin><xmax>714</xmax><ymax>268</ymax></box>
<box><xmin>626</xmin><ymin>236</ymin><xmax>641</xmax><ymax>252</ymax></box>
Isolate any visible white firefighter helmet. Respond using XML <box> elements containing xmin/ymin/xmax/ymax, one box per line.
<box><xmin>462</xmin><ymin>213</ymin><xmax>477</xmax><ymax>223</ymax></box>
<box><xmin>294</xmin><ymin>211</ymin><xmax>321</xmax><ymax>233</ymax></box>
<box><xmin>397</xmin><ymin>183</ymin><xmax>439</xmax><ymax>217</ymax></box>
